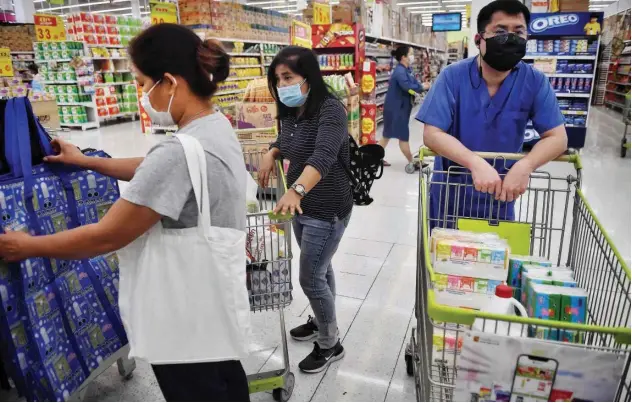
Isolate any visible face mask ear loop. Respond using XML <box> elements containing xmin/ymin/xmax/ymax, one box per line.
<box><xmin>147</xmin><ymin>79</ymin><xmax>161</xmax><ymax>96</ymax></box>
<box><xmin>166</xmin><ymin>78</ymin><xmax>177</xmax><ymax>114</ymax></box>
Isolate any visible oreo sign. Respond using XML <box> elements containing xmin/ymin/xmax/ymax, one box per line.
<box><xmin>528</xmin><ymin>12</ymin><xmax>603</xmax><ymax>36</ymax></box>
<box><xmin>531</xmin><ymin>14</ymin><xmax>579</xmax><ymax>33</ymax></box>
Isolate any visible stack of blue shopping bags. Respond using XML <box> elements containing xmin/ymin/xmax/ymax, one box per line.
<box><xmin>0</xmin><ymin>97</ymin><xmax>127</xmax><ymax>401</ymax></box>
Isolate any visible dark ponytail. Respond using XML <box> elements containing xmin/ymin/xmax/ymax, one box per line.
<box><xmin>391</xmin><ymin>45</ymin><xmax>410</xmax><ymax>62</ymax></box>
<box><xmin>129</xmin><ymin>23</ymin><xmax>230</xmax><ymax>98</ymax></box>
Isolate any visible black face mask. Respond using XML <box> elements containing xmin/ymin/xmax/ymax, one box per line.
<box><xmin>481</xmin><ymin>33</ymin><xmax>527</xmax><ymax>72</ymax></box>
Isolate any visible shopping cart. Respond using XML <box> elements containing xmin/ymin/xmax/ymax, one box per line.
<box><xmin>239</xmin><ymin>127</ymin><xmax>296</xmax><ymax>402</ymax></box>
<box><xmin>621</xmin><ymin>93</ymin><xmax>630</xmax><ymax>158</ymax></box>
<box><xmin>405</xmin><ymin>148</ymin><xmax>631</xmax><ymax>401</ymax></box>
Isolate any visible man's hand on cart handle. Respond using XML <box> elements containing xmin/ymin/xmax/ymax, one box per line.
<box><xmin>500</xmin><ymin>159</ymin><xmax>532</xmax><ymax>202</ymax></box>
<box><xmin>470</xmin><ymin>157</ymin><xmax>503</xmax><ymax>199</ymax></box>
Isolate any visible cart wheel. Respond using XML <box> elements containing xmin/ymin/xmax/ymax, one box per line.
<box><xmin>405</xmin><ymin>354</ymin><xmax>414</xmax><ymax>376</ymax></box>
<box><xmin>273</xmin><ymin>372</ymin><xmax>295</xmax><ymax>402</ymax></box>
<box><xmin>405</xmin><ymin>163</ymin><xmax>416</xmax><ymax>174</ymax></box>
<box><xmin>621</xmin><ymin>145</ymin><xmax>627</xmax><ymax>158</ymax></box>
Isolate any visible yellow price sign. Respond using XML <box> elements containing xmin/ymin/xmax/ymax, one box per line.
<box><xmin>150</xmin><ymin>0</ymin><xmax>178</xmax><ymax>25</ymax></box>
<box><xmin>291</xmin><ymin>20</ymin><xmax>312</xmax><ymax>49</ymax></box>
<box><xmin>0</xmin><ymin>48</ymin><xmax>14</xmax><ymax>77</ymax></box>
<box><xmin>313</xmin><ymin>2</ymin><xmax>331</xmax><ymax>25</ymax></box>
<box><xmin>34</xmin><ymin>14</ymin><xmax>67</xmax><ymax>42</ymax></box>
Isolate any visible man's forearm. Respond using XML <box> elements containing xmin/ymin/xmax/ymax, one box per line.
<box><xmin>520</xmin><ymin>126</ymin><xmax>568</xmax><ymax>171</ymax></box>
<box><xmin>424</xmin><ymin>127</ymin><xmax>484</xmax><ymax>170</ymax></box>
<box><xmin>78</xmin><ymin>156</ymin><xmax>144</xmax><ymax>182</ymax></box>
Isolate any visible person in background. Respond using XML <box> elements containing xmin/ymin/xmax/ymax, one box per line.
<box><xmin>258</xmin><ymin>46</ymin><xmax>352</xmax><ymax>374</ymax></box>
<box><xmin>583</xmin><ymin>13</ymin><xmax>602</xmax><ymax>35</ymax></box>
<box><xmin>416</xmin><ymin>0</ymin><xmax>567</xmax><ymax>229</ymax></box>
<box><xmin>0</xmin><ymin>24</ymin><xmax>251</xmax><ymax>402</ymax></box>
<box><xmin>380</xmin><ymin>45</ymin><xmax>428</xmax><ymax>173</ymax></box>
<box><xmin>27</xmin><ymin>63</ymin><xmax>44</xmax><ymax>94</ymax></box>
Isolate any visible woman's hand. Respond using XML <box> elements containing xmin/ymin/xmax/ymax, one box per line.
<box><xmin>44</xmin><ymin>138</ymin><xmax>87</xmax><ymax>167</ymax></box>
<box><xmin>273</xmin><ymin>189</ymin><xmax>303</xmax><ymax>216</ymax></box>
<box><xmin>0</xmin><ymin>230</ymin><xmax>35</xmax><ymax>262</ymax></box>
<box><xmin>258</xmin><ymin>151</ymin><xmax>276</xmax><ymax>188</ymax></box>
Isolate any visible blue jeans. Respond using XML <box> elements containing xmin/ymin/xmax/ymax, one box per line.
<box><xmin>293</xmin><ymin>213</ymin><xmax>351</xmax><ymax>349</ymax></box>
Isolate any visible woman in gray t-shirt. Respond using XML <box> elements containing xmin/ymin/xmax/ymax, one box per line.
<box><xmin>0</xmin><ymin>24</ymin><xmax>250</xmax><ymax>402</ymax></box>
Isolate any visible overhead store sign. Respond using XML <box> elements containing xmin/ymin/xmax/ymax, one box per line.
<box><xmin>0</xmin><ymin>48</ymin><xmax>13</xmax><ymax>77</ymax></box>
<box><xmin>528</xmin><ymin>12</ymin><xmax>603</xmax><ymax>36</ymax></box>
<box><xmin>313</xmin><ymin>2</ymin><xmax>332</xmax><ymax>25</ymax></box>
<box><xmin>34</xmin><ymin>14</ymin><xmax>67</xmax><ymax>42</ymax></box>
<box><xmin>150</xmin><ymin>0</ymin><xmax>178</xmax><ymax>25</ymax></box>
<box><xmin>291</xmin><ymin>20</ymin><xmax>312</xmax><ymax>49</ymax></box>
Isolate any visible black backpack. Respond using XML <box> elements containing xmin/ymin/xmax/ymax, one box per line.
<box><xmin>339</xmin><ymin>135</ymin><xmax>385</xmax><ymax>206</ymax></box>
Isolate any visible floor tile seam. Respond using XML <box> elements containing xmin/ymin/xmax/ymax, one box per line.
<box><xmin>384</xmin><ymin>308</ymin><xmax>415</xmax><ymax>402</ymax></box>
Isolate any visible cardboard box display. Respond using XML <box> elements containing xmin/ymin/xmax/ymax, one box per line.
<box><xmin>236</xmin><ymin>102</ymin><xmax>277</xmax><ymax>130</ymax></box>
<box><xmin>559</xmin><ymin>0</ymin><xmax>590</xmax><ymax>11</ymax></box>
<box><xmin>31</xmin><ymin>100</ymin><xmax>61</xmax><ymax>131</ymax></box>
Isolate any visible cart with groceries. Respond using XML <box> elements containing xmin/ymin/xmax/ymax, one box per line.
<box><xmin>234</xmin><ymin>77</ymin><xmax>295</xmax><ymax>402</ymax></box>
<box><xmin>405</xmin><ymin>148</ymin><xmax>631</xmax><ymax>402</ymax></box>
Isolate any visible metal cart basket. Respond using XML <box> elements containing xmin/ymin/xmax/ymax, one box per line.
<box><xmin>621</xmin><ymin>93</ymin><xmax>630</xmax><ymax>158</ymax></box>
<box><xmin>406</xmin><ymin>148</ymin><xmax>631</xmax><ymax>402</ymax></box>
<box><xmin>240</xmin><ymin>128</ymin><xmax>295</xmax><ymax>402</ymax></box>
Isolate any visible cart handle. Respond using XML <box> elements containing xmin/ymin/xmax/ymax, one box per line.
<box><xmin>418</xmin><ymin>147</ymin><xmax>582</xmax><ymax>170</ymax></box>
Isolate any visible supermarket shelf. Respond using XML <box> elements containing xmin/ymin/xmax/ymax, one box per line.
<box><xmin>60</xmin><ymin>121</ymin><xmax>99</xmax><ymax>130</ymax></box>
<box><xmin>94</xmin><ymin>81</ymin><xmax>134</xmax><ymax>86</ymax></box>
<box><xmin>97</xmin><ymin>70</ymin><xmax>131</xmax><ymax>74</ymax></box>
<box><xmin>10</xmin><ymin>51</ymin><xmax>34</xmax><ymax>55</ymax></box>
<box><xmin>546</xmin><ymin>73</ymin><xmax>593</xmax><ymax>78</ymax></box>
<box><xmin>226</xmin><ymin>76</ymin><xmax>262</xmax><ymax>81</ymax></box>
<box><xmin>605</xmin><ymin>100</ymin><xmax>626</xmax><ymax>108</ymax></box>
<box><xmin>228</xmin><ymin>52</ymin><xmax>260</xmax><ymax>57</ymax></box>
<box><xmin>57</xmin><ymin>102</ymin><xmax>94</xmax><ymax>107</ymax></box>
<box><xmin>376</xmin><ymin>74</ymin><xmax>391</xmax><ymax>82</ymax></box>
<box><xmin>92</xmin><ymin>57</ymin><xmax>128</xmax><ymax>61</ymax></box>
<box><xmin>376</xmin><ymin>115</ymin><xmax>383</xmax><ymax>123</ymax></box>
<box><xmin>40</xmin><ymin>58</ymin><xmax>73</xmax><ymax>63</ymax></box>
<box><xmin>524</xmin><ymin>54</ymin><xmax>597</xmax><ymax>60</ymax></box>
<box><xmin>215</xmin><ymin>89</ymin><xmax>245</xmax><ymax>96</ymax></box>
<box><xmin>231</xmin><ymin>64</ymin><xmax>263</xmax><ymax>68</ymax></box>
<box><xmin>99</xmin><ymin>112</ymin><xmax>138</xmax><ymax>120</ymax></box>
<box><xmin>376</xmin><ymin>87</ymin><xmax>388</xmax><ymax>95</ymax></box>
<box><xmin>321</xmin><ymin>68</ymin><xmax>355</xmax><ymax>72</ymax></box>
<box><xmin>88</xmin><ymin>44</ymin><xmax>126</xmax><ymax>48</ymax></box>
<box><xmin>561</xmin><ymin>110</ymin><xmax>588</xmax><ymax>115</ymax></box>
<box><xmin>555</xmin><ymin>92</ymin><xmax>591</xmax><ymax>98</ymax></box>
<box><xmin>610</xmin><ymin>81</ymin><xmax>631</xmax><ymax>86</ymax></box>
<box><xmin>365</xmin><ymin>33</ymin><xmax>446</xmax><ymax>52</ymax></box>
<box><xmin>215</xmin><ymin>37</ymin><xmax>289</xmax><ymax>46</ymax></box>
<box><xmin>377</xmin><ymin>99</ymin><xmax>385</xmax><ymax>106</ymax></box>
<box><xmin>43</xmin><ymin>80</ymin><xmax>78</xmax><ymax>84</ymax></box>
<box><xmin>605</xmin><ymin>89</ymin><xmax>628</xmax><ymax>96</ymax></box>
<box><xmin>264</xmin><ymin>63</ymin><xmax>271</xmax><ymax>67</ymax></box>
<box><xmin>564</xmin><ymin>124</ymin><xmax>586</xmax><ymax>128</ymax></box>
<box><xmin>11</xmin><ymin>58</ymin><xmax>35</xmax><ymax>62</ymax></box>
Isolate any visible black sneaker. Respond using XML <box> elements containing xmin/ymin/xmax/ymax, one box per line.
<box><xmin>299</xmin><ymin>341</ymin><xmax>345</xmax><ymax>373</ymax></box>
<box><xmin>290</xmin><ymin>315</ymin><xmax>318</xmax><ymax>341</ymax></box>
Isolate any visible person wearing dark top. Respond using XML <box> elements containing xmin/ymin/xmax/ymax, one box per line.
<box><xmin>259</xmin><ymin>46</ymin><xmax>352</xmax><ymax>373</ymax></box>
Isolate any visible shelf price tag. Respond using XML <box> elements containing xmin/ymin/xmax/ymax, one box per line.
<box><xmin>291</xmin><ymin>20</ymin><xmax>312</xmax><ymax>49</ymax></box>
<box><xmin>0</xmin><ymin>48</ymin><xmax>13</xmax><ymax>77</ymax></box>
<box><xmin>150</xmin><ymin>0</ymin><xmax>178</xmax><ymax>25</ymax></box>
<box><xmin>34</xmin><ymin>14</ymin><xmax>67</xmax><ymax>42</ymax></box>
<box><xmin>313</xmin><ymin>2</ymin><xmax>331</xmax><ymax>25</ymax></box>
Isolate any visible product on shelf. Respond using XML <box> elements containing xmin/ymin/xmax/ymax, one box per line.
<box><xmin>228</xmin><ymin>67</ymin><xmax>261</xmax><ymax>79</ymax></box>
<box><xmin>65</xmin><ymin>13</ymin><xmax>142</xmax><ymax>47</ymax></box>
<box><xmin>318</xmin><ymin>54</ymin><xmax>355</xmax><ymax>71</ymax></box>
<box><xmin>526</xmin><ymin>38</ymin><xmax>598</xmax><ymax>56</ymax></box>
<box><xmin>95</xmin><ymin>83</ymin><xmax>138</xmax><ymax>120</ymax></box>
<box><xmin>242</xmin><ymin>78</ymin><xmax>273</xmax><ymax>102</ymax></box>
<box><xmin>34</xmin><ymin>41</ymin><xmax>84</xmax><ymax>61</ymax></box>
<box><xmin>0</xmin><ymin>24</ymin><xmax>35</xmax><ymax>52</ymax></box>
<box><xmin>231</xmin><ymin>56</ymin><xmax>260</xmax><ymax>66</ymax></box>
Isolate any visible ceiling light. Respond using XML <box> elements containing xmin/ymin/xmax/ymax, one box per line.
<box><xmin>92</xmin><ymin>7</ymin><xmax>133</xmax><ymax>13</ymax></box>
<box><xmin>441</xmin><ymin>0</ymin><xmax>471</xmax><ymax>3</ymax></box>
<box><xmin>263</xmin><ymin>4</ymin><xmax>297</xmax><ymax>9</ymax></box>
<box><xmin>38</xmin><ymin>1</ymin><xmax>111</xmax><ymax>12</ymax></box>
<box><xmin>405</xmin><ymin>5</ymin><xmax>444</xmax><ymax>10</ymax></box>
<box><xmin>248</xmin><ymin>0</ymin><xmax>296</xmax><ymax>4</ymax></box>
<box><xmin>397</xmin><ymin>1</ymin><xmax>438</xmax><ymax>5</ymax></box>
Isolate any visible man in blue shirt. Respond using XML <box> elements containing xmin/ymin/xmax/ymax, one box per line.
<box><xmin>416</xmin><ymin>0</ymin><xmax>567</xmax><ymax>228</ymax></box>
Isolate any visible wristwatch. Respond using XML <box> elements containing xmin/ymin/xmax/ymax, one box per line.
<box><xmin>291</xmin><ymin>183</ymin><xmax>307</xmax><ymax>198</ymax></box>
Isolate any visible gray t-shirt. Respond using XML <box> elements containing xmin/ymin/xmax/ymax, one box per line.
<box><xmin>122</xmin><ymin>113</ymin><xmax>246</xmax><ymax>231</ymax></box>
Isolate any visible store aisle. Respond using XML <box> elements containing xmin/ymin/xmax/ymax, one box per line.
<box><xmin>59</xmin><ymin>105</ymin><xmax>628</xmax><ymax>402</ymax></box>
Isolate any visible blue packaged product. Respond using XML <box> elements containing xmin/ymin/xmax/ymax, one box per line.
<box><xmin>549</xmin><ymin>77</ymin><xmax>557</xmax><ymax>88</ymax></box>
<box><xmin>570</xmin><ymin>78</ymin><xmax>578</xmax><ymax>91</ymax></box>
<box><xmin>527</xmin><ymin>283</ymin><xmax>561</xmax><ymax>341</ymax></box>
<box><xmin>563</xmin><ymin>78</ymin><xmax>571</xmax><ymax>91</ymax></box>
<box><xmin>584</xmin><ymin>78</ymin><xmax>592</xmax><ymax>92</ymax></box>
<box><xmin>508</xmin><ymin>255</ymin><xmax>551</xmax><ymax>300</ymax></box>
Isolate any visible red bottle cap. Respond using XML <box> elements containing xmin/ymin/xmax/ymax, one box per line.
<box><xmin>495</xmin><ymin>284</ymin><xmax>513</xmax><ymax>298</ymax></box>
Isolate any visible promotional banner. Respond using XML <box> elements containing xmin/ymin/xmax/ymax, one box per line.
<box><xmin>34</xmin><ymin>14</ymin><xmax>67</xmax><ymax>42</ymax></box>
<box><xmin>314</xmin><ymin>2</ymin><xmax>332</xmax><ymax>25</ymax></box>
<box><xmin>150</xmin><ymin>0</ymin><xmax>178</xmax><ymax>25</ymax></box>
<box><xmin>0</xmin><ymin>48</ymin><xmax>13</xmax><ymax>77</ymax></box>
<box><xmin>528</xmin><ymin>12</ymin><xmax>604</xmax><ymax>36</ymax></box>
<box><xmin>291</xmin><ymin>20</ymin><xmax>312</xmax><ymax>49</ymax></box>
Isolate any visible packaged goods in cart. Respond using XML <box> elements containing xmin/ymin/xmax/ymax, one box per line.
<box><xmin>520</xmin><ymin>265</ymin><xmax>573</xmax><ymax>304</ymax></box>
<box><xmin>508</xmin><ymin>255</ymin><xmax>551</xmax><ymax>300</ymax></box>
<box><xmin>472</xmin><ymin>284</ymin><xmax>528</xmax><ymax>337</ymax></box>
<box><xmin>526</xmin><ymin>283</ymin><xmax>588</xmax><ymax>341</ymax></box>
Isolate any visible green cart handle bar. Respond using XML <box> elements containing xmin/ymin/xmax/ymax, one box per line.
<box><xmin>418</xmin><ymin>147</ymin><xmax>583</xmax><ymax>170</ymax></box>
<box><xmin>417</xmin><ymin>147</ymin><xmax>630</xmax><ymax>345</ymax></box>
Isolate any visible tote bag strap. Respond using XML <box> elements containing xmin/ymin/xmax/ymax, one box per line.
<box><xmin>175</xmin><ymin>133</ymin><xmax>212</xmax><ymax>237</ymax></box>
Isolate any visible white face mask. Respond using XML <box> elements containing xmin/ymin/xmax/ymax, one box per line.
<box><xmin>140</xmin><ymin>78</ymin><xmax>176</xmax><ymax>127</ymax></box>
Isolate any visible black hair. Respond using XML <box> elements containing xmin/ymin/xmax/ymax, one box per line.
<box><xmin>129</xmin><ymin>23</ymin><xmax>229</xmax><ymax>98</ymax></box>
<box><xmin>477</xmin><ymin>0</ymin><xmax>531</xmax><ymax>33</ymax></box>
<box><xmin>590</xmin><ymin>13</ymin><xmax>600</xmax><ymax>20</ymax></box>
<box><xmin>27</xmin><ymin>63</ymin><xmax>38</xmax><ymax>74</ymax></box>
<box><xmin>267</xmin><ymin>46</ymin><xmax>337</xmax><ymax>119</ymax></box>
<box><xmin>391</xmin><ymin>45</ymin><xmax>411</xmax><ymax>62</ymax></box>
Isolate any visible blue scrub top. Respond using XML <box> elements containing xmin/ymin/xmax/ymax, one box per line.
<box><xmin>415</xmin><ymin>57</ymin><xmax>564</xmax><ymax>228</ymax></box>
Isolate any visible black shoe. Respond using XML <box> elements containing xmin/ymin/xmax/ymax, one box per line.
<box><xmin>290</xmin><ymin>315</ymin><xmax>318</xmax><ymax>341</ymax></box>
<box><xmin>298</xmin><ymin>341</ymin><xmax>345</xmax><ymax>373</ymax></box>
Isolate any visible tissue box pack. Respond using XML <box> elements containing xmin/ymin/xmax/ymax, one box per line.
<box><xmin>559</xmin><ymin>288</ymin><xmax>588</xmax><ymax>343</ymax></box>
<box><xmin>524</xmin><ymin>269</ymin><xmax>576</xmax><ymax>308</ymax></box>
<box><xmin>508</xmin><ymin>255</ymin><xmax>551</xmax><ymax>299</ymax></box>
<box><xmin>520</xmin><ymin>265</ymin><xmax>573</xmax><ymax>304</ymax></box>
<box><xmin>432</xmin><ymin>229</ymin><xmax>510</xmax><ymax>281</ymax></box>
<box><xmin>434</xmin><ymin>273</ymin><xmax>503</xmax><ymax>309</ymax></box>
<box><xmin>25</xmin><ymin>285</ymin><xmax>87</xmax><ymax>401</ymax></box>
<box><xmin>55</xmin><ymin>264</ymin><xmax>125</xmax><ymax>373</ymax></box>
<box><xmin>528</xmin><ymin>283</ymin><xmax>561</xmax><ymax>340</ymax></box>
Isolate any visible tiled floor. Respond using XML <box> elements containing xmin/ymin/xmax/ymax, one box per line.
<box><xmin>29</xmin><ymin>105</ymin><xmax>632</xmax><ymax>401</ymax></box>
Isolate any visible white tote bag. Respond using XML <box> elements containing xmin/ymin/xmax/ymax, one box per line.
<box><xmin>117</xmin><ymin>133</ymin><xmax>251</xmax><ymax>364</ymax></box>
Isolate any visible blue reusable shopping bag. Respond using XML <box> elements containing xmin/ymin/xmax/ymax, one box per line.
<box><xmin>0</xmin><ymin>97</ymin><xmax>127</xmax><ymax>401</ymax></box>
